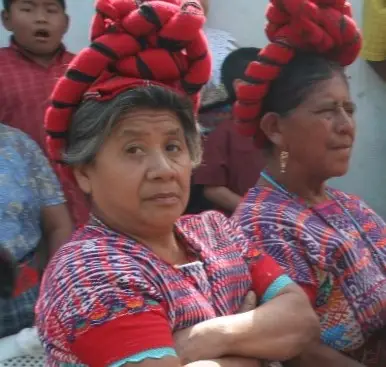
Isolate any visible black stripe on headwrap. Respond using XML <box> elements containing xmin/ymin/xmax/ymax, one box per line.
<box><xmin>256</xmin><ymin>54</ymin><xmax>286</xmax><ymax>67</ymax></box>
<box><xmin>136</xmin><ymin>56</ymin><xmax>155</xmax><ymax>80</ymax></box>
<box><xmin>139</xmin><ymin>4</ymin><xmax>162</xmax><ymax>29</ymax></box>
<box><xmin>158</xmin><ymin>37</ymin><xmax>187</xmax><ymax>52</ymax></box>
<box><xmin>51</xmin><ymin>100</ymin><xmax>79</xmax><ymax>109</ymax></box>
<box><xmin>66</xmin><ymin>69</ymin><xmax>98</xmax><ymax>84</ymax></box>
<box><xmin>91</xmin><ymin>42</ymin><xmax>119</xmax><ymax>60</ymax></box>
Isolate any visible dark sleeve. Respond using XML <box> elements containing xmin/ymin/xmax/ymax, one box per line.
<box><xmin>194</xmin><ymin>121</ymin><xmax>230</xmax><ymax>187</ymax></box>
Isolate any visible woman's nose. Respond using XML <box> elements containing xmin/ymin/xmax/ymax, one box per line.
<box><xmin>335</xmin><ymin>107</ymin><xmax>355</xmax><ymax>135</ymax></box>
<box><xmin>146</xmin><ymin>151</ymin><xmax>176</xmax><ymax>181</ymax></box>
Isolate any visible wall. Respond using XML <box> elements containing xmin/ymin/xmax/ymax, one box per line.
<box><xmin>1</xmin><ymin>0</ymin><xmax>386</xmax><ymax>217</ymax></box>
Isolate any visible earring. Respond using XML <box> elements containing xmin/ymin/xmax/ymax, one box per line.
<box><xmin>280</xmin><ymin>151</ymin><xmax>289</xmax><ymax>174</ymax></box>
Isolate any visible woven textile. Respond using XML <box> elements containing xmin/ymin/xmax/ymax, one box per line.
<box><xmin>234</xmin><ymin>185</ymin><xmax>386</xmax><ymax>358</ymax></box>
<box><xmin>36</xmin><ymin>211</ymin><xmax>291</xmax><ymax>366</ymax></box>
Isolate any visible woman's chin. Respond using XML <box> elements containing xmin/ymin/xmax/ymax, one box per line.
<box><xmin>329</xmin><ymin>164</ymin><xmax>350</xmax><ymax>178</ymax></box>
<box><xmin>146</xmin><ymin>207</ymin><xmax>184</xmax><ymax>227</ymax></box>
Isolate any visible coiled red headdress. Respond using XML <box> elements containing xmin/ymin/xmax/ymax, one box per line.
<box><xmin>45</xmin><ymin>0</ymin><xmax>211</xmax><ymax>164</ymax></box>
<box><xmin>233</xmin><ymin>0</ymin><xmax>362</xmax><ymax>145</ymax></box>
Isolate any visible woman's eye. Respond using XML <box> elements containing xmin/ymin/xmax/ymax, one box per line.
<box><xmin>125</xmin><ymin>146</ymin><xmax>143</xmax><ymax>155</ymax></box>
<box><xmin>166</xmin><ymin>143</ymin><xmax>181</xmax><ymax>153</ymax></box>
<box><xmin>316</xmin><ymin>109</ymin><xmax>335</xmax><ymax>119</ymax></box>
<box><xmin>344</xmin><ymin>105</ymin><xmax>356</xmax><ymax>116</ymax></box>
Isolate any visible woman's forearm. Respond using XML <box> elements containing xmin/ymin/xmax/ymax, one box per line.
<box><xmin>215</xmin><ymin>287</ymin><xmax>319</xmax><ymax>361</ymax></box>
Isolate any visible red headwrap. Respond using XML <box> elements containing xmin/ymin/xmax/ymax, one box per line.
<box><xmin>233</xmin><ymin>0</ymin><xmax>362</xmax><ymax>144</ymax></box>
<box><xmin>45</xmin><ymin>0</ymin><xmax>211</xmax><ymax>165</ymax></box>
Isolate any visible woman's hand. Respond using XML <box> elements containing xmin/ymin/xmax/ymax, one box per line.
<box><xmin>174</xmin><ymin>291</ymin><xmax>257</xmax><ymax>364</ymax></box>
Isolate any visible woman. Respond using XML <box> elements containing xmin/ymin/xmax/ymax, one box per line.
<box><xmin>35</xmin><ymin>1</ymin><xmax>319</xmax><ymax>367</ymax></box>
<box><xmin>232</xmin><ymin>1</ymin><xmax>386</xmax><ymax>366</ymax></box>
<box><xmin>0</xmin><ymin>123</ymin><xmax>72</xmax><ymax>339</ymax></box>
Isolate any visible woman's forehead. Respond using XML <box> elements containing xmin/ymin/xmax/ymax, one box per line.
<box><xmin>302</xmin><ymin>74</ymin><xmax>350</xmax><ymax>104</ymax></box>
<box><xmin>114</xmin><ymin>109</ymin><xmax>183</xmax><ymax>137</ymax></box>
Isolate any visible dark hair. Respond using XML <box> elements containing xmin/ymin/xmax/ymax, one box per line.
<box><xmin>3</xmin><ymin>0</ymin><xmax>66</xmax><ymax>11</ymax></box>
<box><xmin>221</xmin><ymin>47</ymin><xmax>261</xmax><ymax>103</ymax></box>
<box><xmin>64</xmin><ymin>85</ymin><xmax>202</xmax><ymax>167</ymax></box>
<box><xmin>260</xmin><ymin>51</ymin><xmax>347</xmax><ymax>149</ymax></box>
<box><xmin>262</xmin><ymin>51</ymin><xmax>346</xmax><ymax>116</ymax></box>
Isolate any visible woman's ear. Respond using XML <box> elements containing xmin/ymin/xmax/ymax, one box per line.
<box><xmin>73</xmin><ymin>164</ymin><xmax>92</xmax><ymax>195</ymax></box>
<box><xmin>259</xmin><ymin>112</ymin><xmax>285</xmax><ymax>149</ymax></box>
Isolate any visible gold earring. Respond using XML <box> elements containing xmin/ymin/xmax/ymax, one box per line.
<box><xmin>280</xmin><ymin>151</ymin><xmax>289</xmax><ymax>174</ymax></box>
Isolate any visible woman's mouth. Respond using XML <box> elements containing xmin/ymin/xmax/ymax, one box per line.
<box><xmin>146</xmin><ymin>193</ymin><xmax>180</xmax><ymax>205</ymax></box>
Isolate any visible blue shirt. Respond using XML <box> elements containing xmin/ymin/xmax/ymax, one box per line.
<box><xmin>0</xmin><ymin>123</ymin><xmax>65</xmax><ymax>261</ymax></box>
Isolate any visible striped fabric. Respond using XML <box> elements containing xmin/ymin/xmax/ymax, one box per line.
<box><xmin>44</xmin><ymin>0</ymin><xmax>211</xmax><ymax>171</ymax></box>
<box><xmin>234</xmin><ymin>185</ymin><xmax>386</xmax><ymax>358</ymax></box>
<box><xmin>36</xmin><ymin>211</ymin><xmax>292</xmax><ymax>366</ymax></box>
<box><xmin>233</xmin><ymin>0</ymin><xmax>362</xmax><ymax>140</ymax></box>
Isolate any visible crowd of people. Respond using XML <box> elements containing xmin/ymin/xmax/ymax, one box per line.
<box><xmin>0</xmin><ymin>0</ymin><xmax>385</xmax><ymax>366</ymax></box>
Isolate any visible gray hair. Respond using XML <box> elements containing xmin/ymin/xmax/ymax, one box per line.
<box><xmin>63</xmin><ymin>85</ymin><xmax>202</xmax><ymax>167</ymax></box>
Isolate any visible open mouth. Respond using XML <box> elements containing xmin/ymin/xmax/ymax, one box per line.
<box><xmin>34</xmin><ymin>29</ymin><xmax>50</xmax><ymax>39</ymax></box>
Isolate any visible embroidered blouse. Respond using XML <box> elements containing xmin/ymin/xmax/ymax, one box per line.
<box><xmin>36</xmin><ymin>211</ymin><xmax>292</xmax><ymax>367</ymax></box>
<box><xmin>234</xmin><ymin>185</ymin><xmax>386</xmax><ymax>352</ymax></box>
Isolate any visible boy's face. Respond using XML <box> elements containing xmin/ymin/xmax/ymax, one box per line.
<box><xmin>2</xmin><ymin>0</ymin><xmax>69</xmax><ymax>56</ymax></box>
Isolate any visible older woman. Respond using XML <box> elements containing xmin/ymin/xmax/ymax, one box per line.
<box><xmin>35</xmin><ymin>1</ymin><xmax>319</xmax><ymax>367</ymax></box>
<box><xmin>232</xmin><ymin>1</ymin><xmax>386</xmax><ymax>366</ymax></box>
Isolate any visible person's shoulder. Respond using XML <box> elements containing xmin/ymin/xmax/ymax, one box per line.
<box><xmin>177</xmin><ymin>210</ymin><xmax>246</xmax><ymax>249</ymax></box>
<box><xmin>328</xmin><ymin>187</ymin><xmax>381</xmax><ymax>216</ymax></box>
<box><xmin>328</xmin><ymin>187</ymin><xmax>360</xmax><ymax>201</ymax></box>
<box><xmin>39</xmin><ymin>227</ymin><xmax>148</xmax><ymax>307</ymax></box>
<box><xmin>0</xmin><ymin>123</ymin><xmax>36</xmax><ymax>148</ymax></box>
<box><xmin>0</xmin><ymin>47</ymin><xmax>21</xmax><ymax>68</ymax></box>
<box><xmin>234</xmin><ymin>185</ymin><xmax>306</xmax><ymax>228</ymax></box>
<box><xmin>0</xmin><ymin>46</ymin><xmax>15</xmax><ymax>58</ymax></box>
<box><xmin>61</xmin><ymin>49</ymin><xmax>75</xmax><ymax>63</ymax></box>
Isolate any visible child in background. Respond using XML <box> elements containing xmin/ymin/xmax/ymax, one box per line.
<box><xmin>185</xmin><ymin>0</ymin><xmax>239</xmax><ymax>214</ymax></box>
<box><xmin>194</xmin><ymin>48</ymin><xmax>265</xmax><ymax>216</ymax></box>
<box><xmin>0</xmin><ymin>0</ymin><xmax>71</xmax><ymax>149</ymax></box>
<box><xmin>0</xmin><ymin>0</ymin><xmax>89</xmax><ymax>225</ymax></box>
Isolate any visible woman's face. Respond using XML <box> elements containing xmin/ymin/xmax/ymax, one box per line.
<box><xmin>75</xmin><ymin>109</ymin><xmax>192</xmax><ymax>235</ymax></box>
<box><xmin>276</xmin><ymin>73</ymin><xmax>356</xmax><ymax>180</ymax></box>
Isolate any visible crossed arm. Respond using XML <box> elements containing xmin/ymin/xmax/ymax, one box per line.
<box><xmin>120</xmin><ymin>284</ymin><xmax>318</xmax><ymax>367</ymax></box>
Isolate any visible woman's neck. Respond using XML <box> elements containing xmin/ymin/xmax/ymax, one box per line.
<box><xmin>262</xmin><ymin>161</ymin><xmax>328</xmax><ymax>206</ymax></box>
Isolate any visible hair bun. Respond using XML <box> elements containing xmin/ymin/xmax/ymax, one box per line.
<box><xmin>45</xmin><ymin>0</ymin><xmax>211</xmax><ymax>164</ymax></box>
